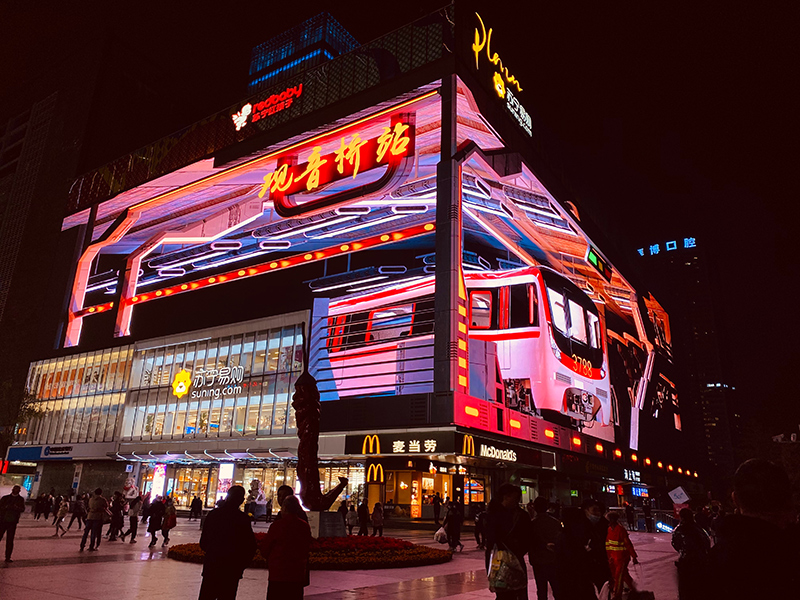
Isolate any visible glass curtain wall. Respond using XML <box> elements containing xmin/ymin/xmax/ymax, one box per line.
<box><xmin>17</xmin><ymin>347</ymin><xmax>134</xmax><ymax>445</ymax></box>
<box><xmin>124</xmin><ymin>323</ymin><xmax>305</xmax><ymax>440</ymax></box>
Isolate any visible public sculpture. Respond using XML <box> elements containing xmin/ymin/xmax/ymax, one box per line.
<box><xmin>292</xmin><ymin>326</ymin><xmax>347</xmax><ymax>511</ymax></box>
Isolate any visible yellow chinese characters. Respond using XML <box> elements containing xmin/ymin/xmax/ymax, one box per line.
<box><xmin>258</xmin><ymin>163</ymin><xmax>293</xmax><ymax>198</ymax></box>
<box><xmin>377</xmin><ymin>123</ymin><xmax>411</xmax><ymax>163</ymax></box>
<box><xmin>294</xmin><ymin>146</ymin><xmax>328</xmax><ymax>191</ymax></box>
<box><xmin>335</xmin><ymin>133</ymin><xmax>368</xmax><ymax>178</ymax></box>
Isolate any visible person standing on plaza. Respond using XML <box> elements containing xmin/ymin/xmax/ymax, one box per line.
<box><xmin>273</xmin><ymin>485</ymin><xmax>309</xmax><ymax>523</ymax></box>
<box><xmin>605</xmin><ymin>511</ymin><xmax>638</xmax><ymax>600</ymax></box>
<box><xmin>265</xmin><ymin>497</ymin><xmax>273</xmax><ymax>522</ymax></box>
<box><xmin>54</xmin><ymin>496</ymin><xmax>70</xmax><ymax>537</ymax></box>
<box><xmin>708</xmin><ymin>459</ymin><xmax>800</xmax><ymax>599</ymax></box>
<box><xmin>51</xmin><ymin>493</ymin><xmax>63</xmax><ymax>525</ymax></box>
<box><xmin>337</xmin><ymin>500</ymin><xmax>348</xmax><ymax>526</ymax></box>
<box><xmin>371</xmin><ymin>502</ymin><xmax>384</xmax><ymax>537</ymax></box>
<box><xmin>121</xmin><ymin>494</ymin><xmax>141</xmax><ymax>543</ymax></box>
<box><xmin>261</xmin><ymin>495</ymin><xmax>312</xmax><ymax>600</ymax></box>
<box><xmin>147</xmin><ymin>495</ymin><xmax>165</xmax><ymax>548</ymax></box>
<box><xmin>432</xmin><ymin>492</ymin><xmax>442</xmax><ymax>526</ymax></box>
<box><xmin>555</xmin><ymin>507</ymin><xmax>595</xmax><ymax>600</ymax></box>
<box><xmin>529</xmin><ymin>496</ymin><xmax>561</xmax><ymax>600</ymax></box>
<box><xmin>357</xmin><ymin>500</ymin><xmax>370</xmax><ymax>535</ymax></box>
<box><xmin>582</xmin><ymin>499</ymin><xmax>611</xmax><ymax>592</ymax></box>
<box><xmin>485</xmin><ymin>484</ymin><xmax>531</xmax><ymax>600</ymax></box>
<box><xmin>198</xmin><ymin>485</ymin><xmax>257</xmax><ymax>600</ymax></box>
<box><xmin>624</xmin><ymin>503</ymin><xmax>635</xmax><ymax>531</ymax></box>
<box><xmin>140</xmin><ymin>491</ymin><xmax>151</xmax><ymax>524</ymax></box>
<box><xmin>80</xmin><ymin>488</ymin><xmax>108</xmax><ymax>552</ymax></box>
<box><xmin>345</xmin><ymin>504</ymin><xmax>358</xmax><ymax>535</ymax></box>
<box><xmin>643</xmin><ymin>501</ymin><xmax>654</xmax><ymax>533</ymax></box>
<box><xmin>108</xmin><ymin>491</ymin><xmax>125</xmax><ymax>541</ymax></box>
<box><xmin>671</xmin><ymin>507</ymin><xmax>710</xmax><ymax>600</ymax></box>
<box><xmin>474</xmin><ymin>502</ymin><xmax>489</xmax><ymax>549</ymax></box>
<box><xmin>42</xmin><ymin>491</ymin><xmax>52</xmax><ymax>521</ymax></box>
<box><xmin>443</xmin><ymin>499</ymin><xmax>464</xmax><ymax>551</ymax></box>
<box><xmin>0</xmin><ymin>485</ymin><xmax>26</xmax><ymax>562</ymax></box>
<box><xmin>66</xmin><ymin>493</ymin><xmax>87</xmax><ymax>533</ymax></box>
<box><xmin>189</xmin><ymin>495</ymin><xmax>203</xmax><ymax>521</ymax></box>
<box><xmin>161</xmin><ymin>496</ymin><xmax>177</xmax><ymax>546</ymax></box>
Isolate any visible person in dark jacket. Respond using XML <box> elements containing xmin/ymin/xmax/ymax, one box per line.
<box><xmin>140</xmin><ymin>491</ymin><xmax>151</xmax><ymax>524</ymax></box>
<box><xmin>624</xmin><ymin>503</ymin><xmax>635</xmax><ymax>531</ymax></box>
<box><xmin>432</xmin><ymin>492</ymin><xmax>442</xmax><ymax>525</ymax></box>
<box><xmin>80</xmin><ymin>488</ymin><xmax>108</xmax><ymax>552</ymax></box>
<box><xmin>529</xmin><ymin>496</ymin><xmax>561</xmax><ymax>600</ymax></box>
<box><xmin>555</xmin><ymin>507</ymin><xmax>595</xmax><ymax>600</ymax></box>
<box><xmin>0</xmin><ymin>485</ymin><xmax>26</xmax><ymax>562</ymax></box>
<box><xmin>708</xmin><ymin>459</ymin><xmax>800</xmax><ymax>600</ymax></box>
<box><xmin>485</xmin><ymin>484</ymin><xmax>531</xmax><ymax>599</ymax></box>
<box><xmin>107</xmin><ymin>491</ymin><xmax>125</xmax><ymax>541</ymax></box>
<box><xmin>262</xmin><ymin>495</ymin><xmax>312</xmax><ymax>600</ymax></box>
<box><xmin>147</xmin><ymin>496</ymin><xmax>166</xmax><ymax>548</ymax></box>
<box><xmin>474</xmin><ymin>502</ymin><xmax>489</xmax><ymax>549</ymax></box>
<box><xmin>672</xmin><ymin>508</ymin><xmax>710</xmax><ymax>600</ymax></box>
<box><xmin>66</xmin><ymin>494</ymin><xmax>87</xmax><ymax>532</ymax></box>
<box><xmin>582</xmin><ymin>498</ymin><xmax>611</xmax><ymax>591</ymax></box>
<box><xmin>357</xmin><ymin>500</ymin><xmax>370</xmax><ymax>536</ymax></box>
<box><xmin>189</xmin><ymin>495</ymin><xmax>203</xmax><ymax>521</ymax></box>
<box><xmin>442</xmin><ymin>500</ymin><xmax>463</xmax><ymax>551</ymax></box>
<box><xmin>121</xmin><ymin>495</ymin><xmax>141</xmax><ymax>543</ymax></box>
<box><xmin>198</xmin><ymin>485</ymin><xmax>257</xmax><ymax>600</ymax></box>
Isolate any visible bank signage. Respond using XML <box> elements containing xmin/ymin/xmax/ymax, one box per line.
<box><xmin>43</xmin><ymin>445</ymin><xmax>73</xmax><ymax>456</ymax></box>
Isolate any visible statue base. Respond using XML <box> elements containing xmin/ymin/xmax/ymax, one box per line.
<box><xmin>307</xmin><ymin>511</ymin><xmax>346</xmax><ymax>538</ymax></box>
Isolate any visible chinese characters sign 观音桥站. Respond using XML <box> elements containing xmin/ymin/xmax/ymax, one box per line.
<box><xmin>257</xmin><ymin>114</ymin><xmax>415</xmax><ymax>217</ymax></box>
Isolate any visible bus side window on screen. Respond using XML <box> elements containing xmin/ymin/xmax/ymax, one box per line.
<box><xmin>470</xmin><ymin>291</ymin><xmax>492</xmax><ymax>329</ymax></box>
<box><xmin>510</xmin><ymin>284</ymin><xmax>538</xmax><ymax>328</ymax></box>
<box><xmin>368</xmin><ymin>304</ymin><xmax>414</xmax><ymax>342</ymax></box>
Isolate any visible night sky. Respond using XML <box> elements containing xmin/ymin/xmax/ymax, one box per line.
<box><xmin>2</xmin><ymin>1</ymin><xmax>798</xmax><ymax>433</ymax></box>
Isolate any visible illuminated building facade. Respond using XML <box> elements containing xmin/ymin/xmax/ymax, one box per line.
<box><xmin>7</xmin><ymin>3</ymin><xmax>700</xmax><ymax>512</ymax></box>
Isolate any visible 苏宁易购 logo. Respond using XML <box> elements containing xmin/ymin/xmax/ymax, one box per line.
<box><xmin>171</xmin><ymin>369</ymin><xmax>192</xmax><ymax>399</ymax></box>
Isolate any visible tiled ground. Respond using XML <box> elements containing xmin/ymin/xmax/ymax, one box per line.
<box><xmin>0</xmin><ymin>514</ymin><xmax>679</xmax><ymax>599</ymax></box>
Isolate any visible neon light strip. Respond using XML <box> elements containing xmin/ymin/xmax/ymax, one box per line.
<box><xmin>77</xmin><ymin>223</ymin><xmax>436</xmax><ymax>315</ymax></box>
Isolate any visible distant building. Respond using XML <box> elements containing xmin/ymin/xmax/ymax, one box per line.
<box><xmin>248</xmin><ymin>13</ymin><xmax>358</xmax><ymax>94</ymax></box>
<box><xmin>635</xmin><ymin>236</ymin><xmax>742</xmax><ymax>495</ymax></box>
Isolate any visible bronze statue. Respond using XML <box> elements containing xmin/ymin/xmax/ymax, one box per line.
<box><xmin>291</xmin><ymin>324</ymin><xmax>347</xmax><ymax>511</ymax></box>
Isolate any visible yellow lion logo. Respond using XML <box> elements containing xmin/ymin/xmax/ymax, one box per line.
<box><xmin>493</xmin><ymin>72</ymin><xmax>506</xmax><ymax>98</ymax></box>
<box><xmin>171</xmin><ymin>369</ymin><xmax>192</xmax><ymax>399</ymax></box>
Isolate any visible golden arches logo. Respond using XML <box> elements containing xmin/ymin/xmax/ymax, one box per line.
<box><xmin>362</xmin><ymin>435</ymin><xmax>380</xmax><ymax>454</ymax></box>
<box><xmin>463</xmin><ymin>435</ymin><xmax>476</xmax><ymax>456</ymax></box>
<box><xmin>366</xmin><ymin>463</ymin><xmax>384</xmax><ymax>483</ymax></box>
<box><xmin>171</xmin><ymin>369</ymin><xmax>192</xmax><ymax>399</ymax></box>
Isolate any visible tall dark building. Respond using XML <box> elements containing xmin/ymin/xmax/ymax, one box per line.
<box><xmin>634</xmin><ymin>236</ymin><xmax>741</xmax><ymax>496</ymax></box>
<box><xmin>248</xmin><ymin>13</ymin><xmax>358</xmax><ymax>94</ymax></box>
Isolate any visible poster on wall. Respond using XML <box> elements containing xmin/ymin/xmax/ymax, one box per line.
<box><xmin>216</xmin><ymin>463</ymin><xmax>234</xmax><ymax>504</ymax></box>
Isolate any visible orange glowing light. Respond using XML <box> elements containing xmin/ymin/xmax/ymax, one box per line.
<box><xmin>181</xmin><ymin>284</ymin><xmax>189</xmax><ymax>290</ymax></box>
<box><xmin>155</xmin><ymin>291</ymin><xmax>163</xmax><ymax>296</ymax></box>
<box><xmin>392</xmin><ymin>232</ymin><xmax>404</xmax><ymax>240</ymax></box>
<box><xmin>657</xmin><ymin>461</ymin><xmax>663</xmax><ymax>469</ymax></box>
<box><xmin>238</xmin><ymin>270</ymin><xmax>246</xmax><ymax>276</ymax></box>
<box><xmin>645</xmin><ymin>458</ymin><xmax>651</xmax><ymax>465</ymax></box>
<box><xmin>304</xmin><ymin>253</ymin><xmax>313</xmax><ymax>260</ymax></box>
<box><xmin>465</xmin><ymin>406</ymin><xmax>479</xmax><ymax>417</ymax></box>
<box><xmin>424</xmin><ymin>223</ymin><xmax>435</xmax><ymax>231</ymax></box>
<box><xmin>677</xmin><ymin>468</ymin><xmax>683</xmax><ymax>474</ymax></box>
<box><xmin>595</xmin><ymin>443</ymin><xmax>603</xmax><ymax>453</ymax></box>
<box><xmin>88</xmin><ymin>307</ymin><xmax>95</xmax><ymax>313</ymax></box>
<box><xmin>132</xmin><ymin>296</ymin><xmax>139</xmax><ymax>302</ymax></box>
<box><xmin>340</xmin><ymin>244</ymin><xmax>350</xmax><ymax>251</ymax></box>
<box><xmin>668</xmin><ymin>465</ymin><xmax>674</xmax><ymax>471</ymax></box>
<box><xmin>544</xmin><ymin>429</ymin><xmax>555</xmax><ymax>439</ymax></box>
<box><xmin>218</xmin><ymin>276</ymin><xmax>227</xmax><ymax>282</ymax></box>
<box><xmin>249</xmin><ymin>268</ymin><xmax>258</xmax><ymax>275</ymax></box>
<box><xmin>631</xmin><ymin>454</ymin><xmax>638</xmax><ymax>461</ymax></box>
<box><xmin>694</xmin><ymin>472</ymin><xmax>698</xmax><ymax>478</ymax></box>
<box><xmin>510</xmin><ymin>419</ymin><xmax>521</xmax><ymax>429</ymax></box>
<box><xmin>190</xmin><ymin>283</ymin><xmax>199</xmax><ymax>289</ymax></box>
<box><xmin>572</xmin><ymin>437</ymin><xmax>581</xmax><ymax>447</ymax></box>
<box><xmin>380</xmin><ymin>235</ymin><xmax>390</xmax><ymax>242</ymax></box>
<box><xmin>280</xmin><ymin>260</ymin><xmax>291</xmax><ymax>267</ymax></box>
<box><xmin>208</xmin><ymin>277</ymin><xmax>216</xmax><ymax>283</ymax></box>
<box><xmin>614</xmin><ymin>449</ymin><xmax>622</xmax><ymax>458</ymax></box>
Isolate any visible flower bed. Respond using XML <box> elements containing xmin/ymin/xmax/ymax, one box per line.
<box><xmin>168</xmin><ymin>535</ymin><xmax>451</xmax><ymax>570</ymax></box>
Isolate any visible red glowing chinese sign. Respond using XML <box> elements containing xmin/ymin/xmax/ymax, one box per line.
<box><xmin>258</xmin><ymin>113</ymin><xmax>416</xmax><ymax>217</ymax></box>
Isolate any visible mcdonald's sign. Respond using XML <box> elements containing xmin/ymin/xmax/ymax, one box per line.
<box><xmin>462</xmin><ymin>434</ymin><xmax>476</xmax><ymax>456</ymax></box>
<box><xmin>366</xmin><ymin>463</ymin><xmax>385</xmax><ymax>483</ymax></box>
<box><xmin>362</xmin><ymin>434</ymin><xmax>381</xmax><ymax>454</ymax></box>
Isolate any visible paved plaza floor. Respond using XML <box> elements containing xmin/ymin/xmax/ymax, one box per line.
<box><xmin>0</xmin><ymin>513</ymin><xmax>679</xmax><ymax>599</ymax></box>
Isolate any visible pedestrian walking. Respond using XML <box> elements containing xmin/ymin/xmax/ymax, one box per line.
<box><xmin>262</xmin><ymin>495</ymin><xmax>312</xmax><ymax>600</ymax></box>
<box><xmin>42</xmin><ymin>492</ymin><xmax>52</xmax><ymax>521</ymax></box>
<box><xmin>121</xmin><ymin>494</ymin><xmax>141</xmax><ymax>543</ymax></box>
<box><xmin>485</xmin><ymin>484</ymin><xmax>530</xmax><ymax>600</ymax></box>
<box><xmin>708</xmin><ymin>459</ymin><xmax>800</xmax><ymax>599</ymax></box>
<box><xmin>442</xmin><ymin>500</ymin><xmax>463</xmax><ymax>551</ymax></box>
<box><xmin>624</xmin><ymin>503</ymin><xmax>636</xmax><ymax>531</ymax></box>
<box><xmin>80</xmin><ymin>488</ymin><xmax>108</xmax><ymax>552</ymax></box>
<box><xmin>51</xmin><ymin>494</ymin><xmax>63</xmax><ymax>525</ymax></box>
<box><xmin>672</xmin><ymin>507</ymin><xmax>710</xmax><ymax>600</ymax></box>
<box><xmin>54</xmin><ymin>496</ymin><xmax>70</xmax><ymax>537</ymax></box>
<box><xmin>529</xmin><ymin>496</ymin><xmax>561</xmax><ymax>600</ymax></box>
<box><xmin>643</xmin><ymin>502</ymin><xmax>654</xmax><ymax>533</ymax></box>
<box><xmin>337</xmin><ymin>500</ymin><xmax>348</xmax><ymax>526</ymax></box>
<box><xmin>370</xmin><ymin>502</ymin><xmax>384</xmax><ymax>537</ymax></box>
<box><xmin>66</xmin><ymin>493</ymin><xmax>87</xmax><ymax>532</ymax></box>
<box><xmin>605</xmin><ymin>511</ymin><xmax>638</xmax><ymax>600</ymax></box>
<box><xmin>432</xmin><ymin>492</ymin><xmax>442</xmax><ymax>525</ymax></box>
<box><xmin>33</xmin><ymin>494</ymin><xmax>44</xmax><ymax>520</ymax></box>
<box><xmin>357</xmin><ymin>501</ymin><xmax>370</xmax><ymax>536</ymax></box>
<box><xmin>107</xmin><ymin>491</ymin><xmax>125</xmax><ymax>541</ymax></box>
<box><xmin>140</xmin><ymin>491</ymin><xmax>151</xmax><ymax>524</ymax></box>
<box><xmin>265</xmin><ymin>497</ymin><xmax>273</xmax><ymax>522</ymax></box>
<box><xmin>554</xmin><ymin>507</ymin><xmax>595</xmax><ymax>600</ymax></box>
<box><xmin>0</xmin><ymin>485</ymin><xmax>26</xmax><ymax>562</ymax></box>
<box><xmin>198</xmin><ymin>485</ymin><xmax>257</xmax><ymax>600</ymax></box>
<box><xmin>162</xmin><ymin>497</ymin><xmax>177</xmax><ymax>546</ymax></box>
<box><xmin>345</xmin><ymin>505</ymin><xmax>358</xmax><ymax>535</ymax></box>
<box><xmin>474</xmin><ymin>502</ymin><xmax>488</xmax><ymax>549</ymax></box>
<box><xmin>189</xmin><ymin>495</ymin><xmax>203</xmax><ymax>521</ymax></box>
<box><xmin>147</xmin><ymin>496</ymin><xmax>166</xmax><ymax>547</ymax></box>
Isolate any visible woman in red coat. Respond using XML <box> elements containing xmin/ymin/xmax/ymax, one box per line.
<box><xmin>262</xmin><ymin>495</ymin><xmax>312</xmax><ymax>600</ymax></box>
<box><xmin>605</xmin><ymin>511</ymin><xmax>638</xmax><ymax>599</ymax></box>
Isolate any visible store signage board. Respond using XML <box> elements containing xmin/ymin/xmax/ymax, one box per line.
<box><xmin>171</xmin><ymin>367</ymin><xmax>245</xmax><ymax>400</ymax></box>
<box><xmin>471</xmin><ymin>13</ymin><xmax>532</xmax><ymax>136</ymax></box>
<box><xmin>668</xmin><ymin>486</ymin><xmax>690</xmax><ymax>504</ymax></box>
<box><xmin>345</xmin><ymin>432</ymin><xmax>455</xmax><ymax>455</ymax></box>
<box><xmin>231</xmin><ymin>84</ymin><xmax>304</xmax><ymax>131</ymax></box>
